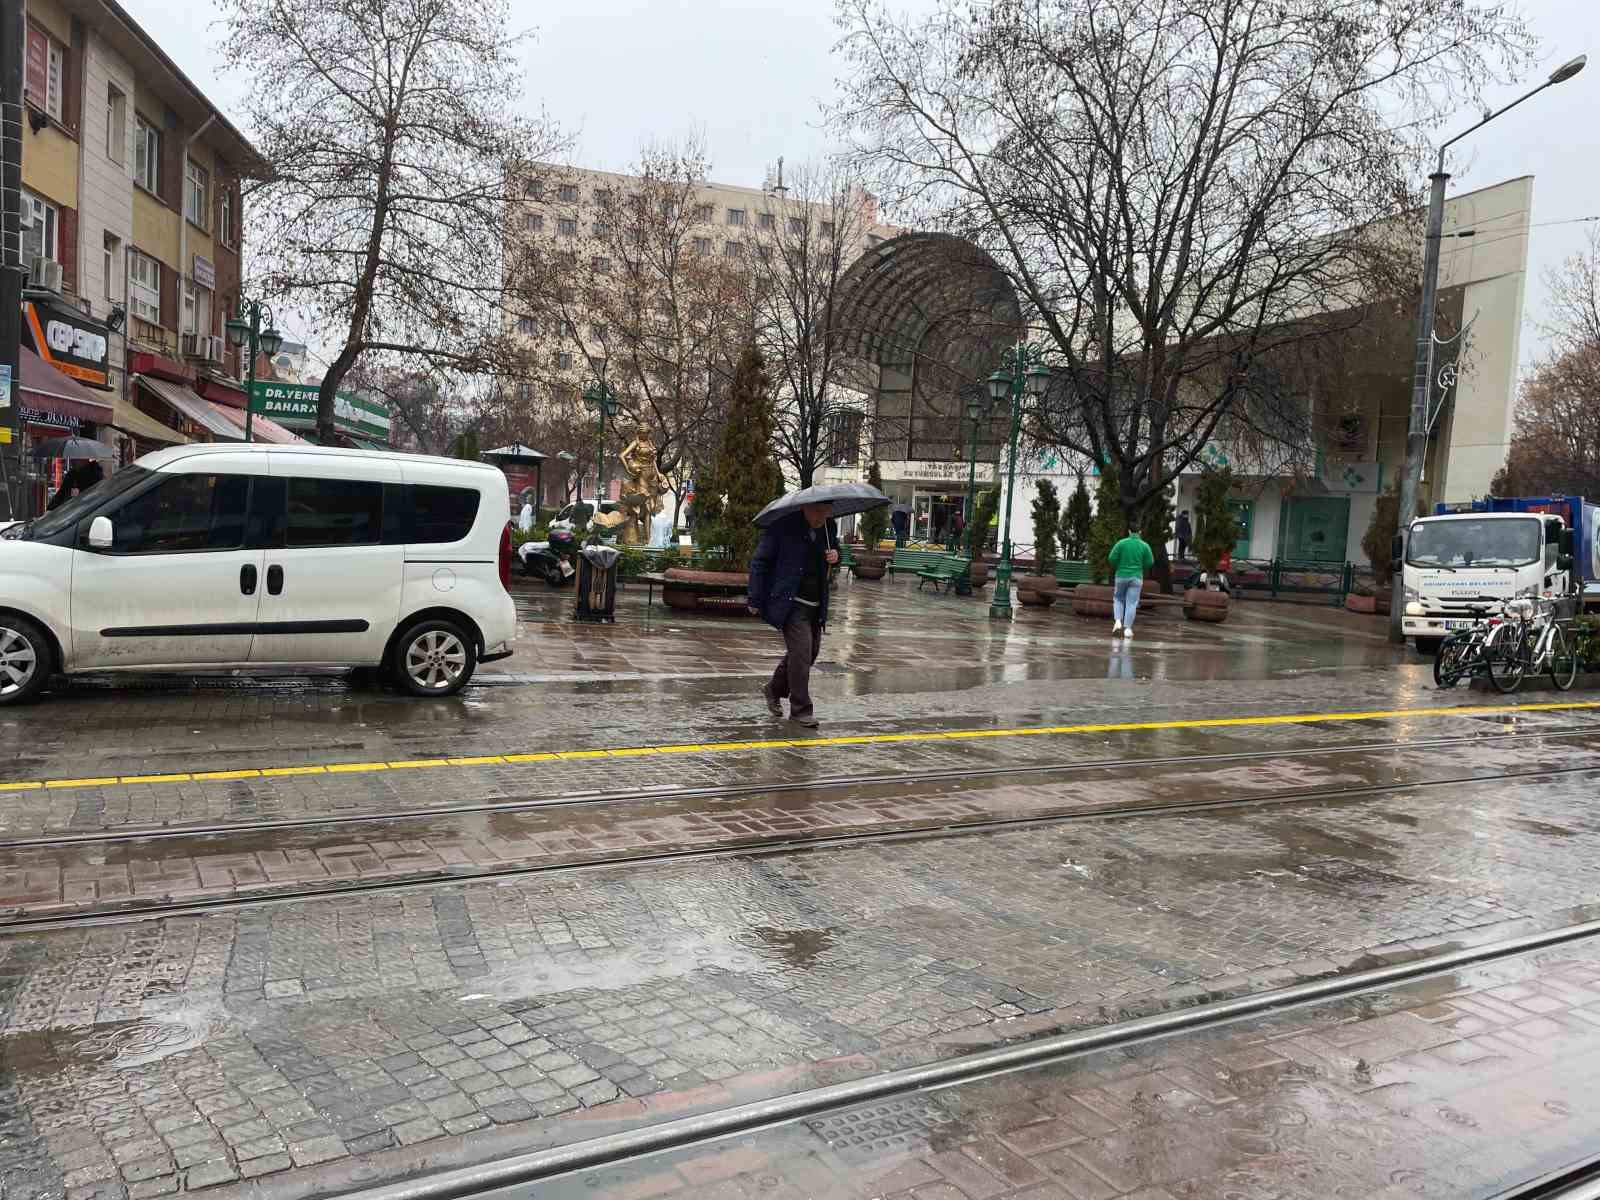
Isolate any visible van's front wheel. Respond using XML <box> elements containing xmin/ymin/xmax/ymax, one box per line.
<box><xmin>0</xmin><ymin>616</ymin><xmax>53</xmax><ymax>706</ymax></box>
<box><xmin>393</xmin><ymin>619</ymin><xmax>476</xmax><ymax>698</ymax></box>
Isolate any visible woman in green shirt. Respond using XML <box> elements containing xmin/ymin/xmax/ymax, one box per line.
<box><xmin>1107</xmin><ymin>527</ymin><xmax>1154</xmax><ymax>639</ymax></box>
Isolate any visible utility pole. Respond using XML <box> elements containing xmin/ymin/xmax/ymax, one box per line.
<box><xmin>1</xmin><ymin>0</ymin><xmax>25</xmax><ymax>521</ymax></box>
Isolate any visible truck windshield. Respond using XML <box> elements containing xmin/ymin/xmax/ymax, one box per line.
<box><xmin>1407</xmin><ymin>517</ymin><xmax>1541</xmax><ymax>568</ymax></box>
<box><xmin>2</xmin><ymin>467</ymin><xmax>151</xmax><ymax>542</ymax></box>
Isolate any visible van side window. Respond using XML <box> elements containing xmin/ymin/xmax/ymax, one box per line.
<box><xmin>410</xmin><ymin>485</ymin><xmax>481</xmax><ymax>544</ymax></box>
<box><xmin>105</xmin><ymin>473</ymin><xmax>249</xmax><ymax>554</ymax></box>
<box><xmin>285</xmin><ymin>478</ymin><xmax>383</xmax><ymax>547</ymax></box>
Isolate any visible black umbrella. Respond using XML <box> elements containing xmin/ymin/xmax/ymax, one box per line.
<box><xmin>753</xmin><ymin>481</ymin><xmax>891</xmax><ymax>527</ymax></box>
<box><xmin>30</xmin><ymin>436</ymin><xmax>115</xmax><ymax>460</ymax></box>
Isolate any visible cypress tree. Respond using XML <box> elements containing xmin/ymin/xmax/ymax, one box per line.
<box><xmin>695</xmin><ymin>345</ymin><xmax>784</xmax><ymax>571</ymax></box>
<box><xmin>1031</xmin><ymin>480</ymin><xmax>1060</xmax><ymax>575</ymax></box>
<box><xmin>1193</xmin><ymin>466</ymin><xmax>1237</xmax><ymax>572</ymax></box>
<box><xmin>860</xmin><ymin>461</ymin><xmax>889</xmax><ymax>548</ymax></box>
<box><xmin>1087</xmin><ymin>468</ymin><xmax>1123</xmax><ymax>584</ymax></box>
<box><xmin>1061</xmin><ymin>475</ymin><xmax>1092</xmax><ymax>561</ymax></box>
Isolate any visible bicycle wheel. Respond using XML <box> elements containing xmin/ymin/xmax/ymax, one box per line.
<box><xmin>1485</xmin><ymin>624</ymin><xmax>1527</xmax><ymax>693</ymax></box>
<box><xmin>1433</xmin><ymin>633</ymin><xmax>1471</xmax><ymax>689</ymax></box>
<box><xmin>1549</xmin><ymin>624</ymin><xmax>1579</xmax><ymax>691</ymax></box>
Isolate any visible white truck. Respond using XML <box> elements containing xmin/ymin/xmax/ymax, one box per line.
<box><xmin>1397</xmin><ymin>495</ymin><xmax>1593</xmax><ymax>653</ymax></box>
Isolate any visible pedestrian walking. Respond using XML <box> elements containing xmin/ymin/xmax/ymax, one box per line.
<box><xmin>1107</xmin><ymin>524</ymin><xmax>1154</xmax><ymax>640</ymax></box>
<box><xmin>1175</xmin><ymin>509</ymin><xmax>1192</xmax><ymax>561</ymax></box>
<box><xmin>891</xmin><ymin>502</ymin><xmax>911</xmax><ymax>547</ymax></box>
<box><xmin>750</xmin><ymin>503</ymin><xmax>838</xmax><ymax>729</ymax></box>
<box><xmin>48</xmin><ymin>460</ymin><xmax>104</xmax><ymax>511</ymax></box>
<box><xmin>952</xmin><ymin>507</ymin><xmax>966</xmax><ymax>548</ymax></box>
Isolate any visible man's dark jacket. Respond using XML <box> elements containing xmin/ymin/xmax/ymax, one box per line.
<box><xmin>748</xmin><ymin>513</ymin><xmax>832</xmax><ymax>630</ymax></box>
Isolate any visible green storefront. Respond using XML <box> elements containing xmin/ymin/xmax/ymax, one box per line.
<box><xmin>248</xmin><ymin>381</ymin><xmax>393</xmax><ymax>449</ymax></box>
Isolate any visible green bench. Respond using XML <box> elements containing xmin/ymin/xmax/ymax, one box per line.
<box><xmin>888</xmin><ymin>548</ymin><xmax>953</xmax><ymax>579</ymax></box>
<box><xmin>915</xmin><ymin>553</ymin><xmax>972</xmax><ymax>594</ymax></box>
<box><xmin>1054</xmin><ymin>560</ymin><xmax>1092</xmax><ymax>586</ymax></box>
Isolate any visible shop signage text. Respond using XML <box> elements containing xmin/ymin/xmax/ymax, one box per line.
<box><xmin>881</xmin><ymin>460</ymin><xmax>996</xmax><ymax>485</ymax></box>
<box><xmin>193</xmin><ymin>255</ymin><xmax>216</xmax><ymax>290</ymax></box>
<box><xmin>24</xmin><ymin>302</ymin><xmax>113</xmax><ymax>389</ymax></box>
<box><xmin>20</xmin><ymin>405</ymin><xmax>81</xmax><ymax>432</ymax></box>
<box><xmin>249</xmin><ymin>381</ymin><xmax>392</xmax><ymax>439</ymax></box>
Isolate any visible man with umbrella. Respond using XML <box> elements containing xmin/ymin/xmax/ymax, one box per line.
<box><xmin>749</xmin><ymin>482</ymin><xmax>888</xmax><ymax>729</ymax></box>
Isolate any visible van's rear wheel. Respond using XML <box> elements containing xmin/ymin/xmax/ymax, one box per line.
<box><xmin>393</xmin><ymin>619</ymin><xmax>476</xmax><ymax>698</ymax></box>
<box><xmin>0</xmin><ymin>616</ymin><xmax>53</xmax><ymax>706</ymax></box>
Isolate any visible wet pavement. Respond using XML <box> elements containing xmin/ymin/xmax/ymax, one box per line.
<box><xmin>2</xmin><ymin>578</ymin><xmax>1599</xmax><ymax>1198</ymax></box>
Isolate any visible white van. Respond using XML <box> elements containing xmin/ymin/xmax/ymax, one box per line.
<box><xmin>0</xmin><ymin>444</ymin><xmax>517</xmax><ymax>704</ymax></box>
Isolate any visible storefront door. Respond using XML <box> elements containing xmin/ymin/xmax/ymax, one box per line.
<box><xmin>1226</xmin><ymin>500</ymin><xmax>1254</xmax><ymax>560</ymax></box>
<box><xmin>1280</xmin><ymin>497</ymin><xmax>1350</xmax><ymax>563</ymax></box>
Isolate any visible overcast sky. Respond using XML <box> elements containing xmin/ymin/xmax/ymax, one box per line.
<box><xmin>127</xmin><ymin>0</ymin><xmax>1598</xmax><ymax>365</ymax></box>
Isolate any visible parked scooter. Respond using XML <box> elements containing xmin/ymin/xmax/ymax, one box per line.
<box><xmin>518</xmin><ymin>522</ymin><xmax>579</xmax><ymax>586</ymax></box>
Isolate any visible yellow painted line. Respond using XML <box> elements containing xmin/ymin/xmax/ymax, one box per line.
<box><xmin>17</xmin><ymin>699</ymin><xmax>1600</xmax><ymax>795</ymax></box>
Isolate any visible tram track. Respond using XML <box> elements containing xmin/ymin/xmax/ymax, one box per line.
<box><xmin>6</xmin><ymin>719</ymin><xmax>1600</xmax><ymax>851</ymax></box>
<box><xmin>232</xmin><ymin>915</ymin><xmax>1600</xmax><ymax>1200</ymax></box>
<box><xmin>5</xmin><ymin>752</ymin><xmax>1600</xmax><ymax>934</ymax></box>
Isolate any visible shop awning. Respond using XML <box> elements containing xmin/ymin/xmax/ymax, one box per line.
<box><xmin>110</xmin><ymin>397</ymin><xmax>189</xmax><ymax>445</ymax></box>
<box><xmin>211</xmin><ymin>403</ymin><xmax>304</xmax><ymax>445</ymax></box>
<box><xmin>19</xmin><ymin>346</ymin><xmax>114</xmax><ymax>424</ymax></box>
<box><xmin>137</xmin><ymin>375</ymin><xmax>242</xmax><ymax>440</ymax></box>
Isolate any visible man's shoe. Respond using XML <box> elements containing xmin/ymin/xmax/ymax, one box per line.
<box><xmin>762</xmin><ymin>685</ymin><xmax>782</xmax><ymax>717</ymax></box>
<box><xmin>1122</xmin><ymin>630</ymin><xmax>1133</xmax><ymax>642</ymax></box>
<box><xmin>790</xmin><ymin>711</ymin><xmax>820</xmax><ymax>729</ymax></box>
<box><xmin>1111</xmin><ymin>623</ymin><xmax>1123</xmax><ymax>637</ymax></box>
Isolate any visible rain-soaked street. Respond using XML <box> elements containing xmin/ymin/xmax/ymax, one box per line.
<box><xmin>5</xmin><ymin>576</ymin><xmax>1600</xmax><ymax>1200</ymax></box>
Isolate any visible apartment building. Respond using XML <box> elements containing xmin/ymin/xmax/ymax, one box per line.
<box><xmin>503</xmin><ymin>163</ymin><xmax>897</xmax><ymax>504</ymax></box>
<box><xmin>16</xmin><ymin>0</ymin><xmax>293</xmax><ymax>506</ymax></box>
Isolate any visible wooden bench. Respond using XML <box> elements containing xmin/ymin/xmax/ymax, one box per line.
<box><xmin>916</xmin><ymin>553</ymin><xmax>972</xmax><ymax>594</ymax></box>
<box><xmin>637</xmin><ymin>571</ymin><xmax>751</xmax><ymax>615</ymax></box>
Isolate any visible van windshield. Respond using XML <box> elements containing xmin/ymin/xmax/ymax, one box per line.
<box><xmin>1407</xmin><ymin>516</ymin><xmax>1541</xmax><ymax>568</ymax></box>
<box><xmin>3</xmin><ymin>467</ymin><xmax>151</xmax><ymax>542</ymax></box>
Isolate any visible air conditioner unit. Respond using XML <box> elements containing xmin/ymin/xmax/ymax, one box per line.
<box><xmin>181</xmin><ymin>331</ymin><xmax>204</xmax><ymax>359</ymax></box>
<box><xmin>205</xmin><ymin>335</ymin><xmax>225</xmax><ymax>363</ymax></box>
<box><xmin>25</xmin><ymin>256</ymin><xmax>63</xmax><ymax>293</ymax></box>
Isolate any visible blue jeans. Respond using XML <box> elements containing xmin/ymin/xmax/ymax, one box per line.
<box><xmin>1113</xmin><ymin>576</ymin><xmax>1143</xmax><ymax>628</ymax></box>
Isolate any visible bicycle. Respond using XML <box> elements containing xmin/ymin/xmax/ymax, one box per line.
<box><xmin>1433</xmin><ymin>600</ymin><xmax>1508</xmax><ymax>689</ymax></box>
<box><xmin>1485</xmin><ymin>595</ymin><xmax>1578</xmax><ymax>694</ymax></box>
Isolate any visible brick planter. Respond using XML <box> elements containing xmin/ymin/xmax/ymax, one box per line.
<box><xmin>1017</xmin><ymin>575</ymin><xmax>1059</xmax><ymax>607</ymax></box>
<box><xmin>852</xmin><ymin>552</ymin><xmax>887</xmax><ymax>581</ymax></box>
<box><xmin>1184</xmin><ymin>587</ymin><xmax>1230</xmax><ymax>623</ymax></box>
<box><xmin>1072</xmin><ymin>583</ymin><xmax>1115</xmax><ymax>619</ymax></box>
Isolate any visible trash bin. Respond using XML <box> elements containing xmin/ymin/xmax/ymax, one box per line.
<box><xmin>574</xmin><ymin>544</ymin><xmax>621</xmax><ymax>623</ymax></box>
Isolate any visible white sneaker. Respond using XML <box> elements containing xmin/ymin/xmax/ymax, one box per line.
<box><xmin>1111</xmin><ymin>623</ymin><xmax>1123</xmax><ymax>637</ymax></box>
<box><xmin>1123</xmin><ymin>630</ymin><xmax>1134</xmax><ymax>642</ymax></box>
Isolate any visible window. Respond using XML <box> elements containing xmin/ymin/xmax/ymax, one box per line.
<box><xmin>693</xmin><ymin>237</ymin><xmax>712</xmax><ymax>256</ymax></box>
<box><xmin>184</xmin><ymin>160</ymin><xmax>209</xmax><ymax>228</ymax></box>
<box><xmin>756</xmin><ymin>244</ymin><xmax>773</xmax><ymax>263</ymax></box>
<box><xmin>20</xmin><ymin>190</ymin><xmax>57</xmax><ymax>264</ymax></box>
<box><xmin>556</xmin><ymin>217</ymin><xmax>577</xmax><ymax>237</ymax></box>
<box><xmin>128</xmin><ymin>250</ymin><xmax>161</xmax><ymax>325</ymax></box>
<box><xmin>726</xmin><ymin>208</ymin><xmax>745</xmax><ymax>227</ymax></box>
<box><xmin>661</xmin><ymin>199</ymin><xmax>677</xmax><ymax>218</ymax></box>
<box><xmin>593</xmin><ymin>220</ymin><xmax>610</xmax><ymax>238</ymax></box>
<box><xmin>758</xmin><ymin>212</ymin><xmax>775</xmax><ymax>230</ymax></box>
<box><xmin>515</xmin><ymin>381</ymin><xmax>533</xmax><ymax>403</ymax></box>
<box><xmin>106</xmin><ymin>86</ymin><xmax>126</xmax><ymax>164</ymax></box>
<box><xmin>285</xmin><ymin>478</ymin><xmax>383</xmax><ymax>547</ymax></box>
<box><xmin>556</xmin><ymin>351</ymin><xmax>573</xmax><ymax>369</ymax></box>
<box><xmin>591</xmin><ymin>256</ymin><xmax>610</xmax><ymax>274</ymax></box>
<box><xmin>106</xmin><ymin>474</ymin><xmax>250</xmax><ymax>555</ymax></box>
<box><xmin>190</xmin><ymin>280</ymin><xmax>213</xmax><ymax>335</ymax></box>
<box><xmin>407</xmin><ymin>485</ymin><xmax>481</xmax><ymax>544</ymax></box>
<box><xmin>827</xmin><ymin>411</ymin><xmax>865</xmax><ymax>467</ymax></box>
<box><xmin>557</xmin><ymin>184</ymin><xmax>579</xmax><ymax>203</ymax></box>
<box><xmin>595</xmin><ymin>188</ymin><xmax>614</xmax><ymax>207</ymax></box>
<box><xmin>516</xmin><ymin>317</ymin><xmax>535</xmax><ymax>335</ymax></box>
<box><xmin>103</xmin><ymin>232</ymin><xmax>121</xmax><ymax>300</ymax></box>
<box><xmin>694</xmin><ymin>203</ymin><xmax>713</xmax><ymax>222</ymax></box>
<box><xmin>557</xmin><ymin>250</ymin><xmax>578</xmax><ymax>270</ymax></box>
<box><xmin>821</xmin><ymin>221</ymin><xmax>836</xmax><ymax>239</ymax></box>
<box><xmin>523</xmin><ymin>213</ymin><xmax>543</xmax><ymax>233</ymax></box>
<box><xmin>134</xmin><ymin>115</ymin><xmax>159</xmax><ymax>193</ymax></box>
<box><xmin>788</xmin><ymin>217</ymin><xmax>805</xmax><ymax>235</ymax></box>
<box><xmin>724</xmin><ymin>240</ymin><xmax>744</xmax><ymax>258</ymax></box>
<box><xmin>219</xmin><ymin>187</ymin><xmax>235</xmax><ymax>248</ymax></box>
<box><xmin>25</xmin><ymin>29</ymin><xmax>66</xmax><ymax>122</ymax></box>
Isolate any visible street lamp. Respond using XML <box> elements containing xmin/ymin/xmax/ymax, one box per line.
<box><xmin>1393</xmin><ymin>52</ymin><xmax>1586</xmax><ymax>639</ymax></box>
<box><xmin>963</xmin><ymin>392</ymin><xmax>988</xmax><ymax>561</ymax></box>
<box><xmin>224</xmin><ymin>299</ymin><xmax>284</xmax><ymax>443</ymax></box>
<box><xmin>581</xmin><ymin>370</ymin><xmax>620</xmax><ymax>510</ymax></box>
<box><xmin>986</xmin><ymin>345</ymin><xmax>1052</xmax><ymax>621</ymax></box>
<box><xmin>557</xmin><ymin>450</ymin><xmax>576</xmax><ymax>503</ymax></box>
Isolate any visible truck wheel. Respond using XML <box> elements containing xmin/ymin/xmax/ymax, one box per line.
<box><xmin>1414</xmin><ymin>637</ymin><xmax>1442</xmax><ymax>656</ymax></box>
<box><xmin>0</xmin><ymin>615</ymin><xmax>53</xmax><ymax>706</ymax></box>
<box><xmin>392</xmin><ymin>619</ymin><xmax>476</xmax><ymax>698</ymax></box>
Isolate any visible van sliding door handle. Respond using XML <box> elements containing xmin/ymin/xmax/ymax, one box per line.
<box><xmin>267</xmin><ymin>565</ymin><xmax>284</xmax><ymax>595</ymax></box>
<box><xmin>240</xmin><ymin>565</ymin><xmax>257</xmax><ymax>595</ymax></box>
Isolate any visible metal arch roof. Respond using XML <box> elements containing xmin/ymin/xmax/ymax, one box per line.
<box><xmin>829</xmin><ymin>233</ymin><xmax>1024</xmax><ymax>375</ymax></box>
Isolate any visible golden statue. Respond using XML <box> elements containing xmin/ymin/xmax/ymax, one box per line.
<box><xmin>590</xmin><ymin>434</ymin><xmax>669</xmax><ymax>545</ymax></box>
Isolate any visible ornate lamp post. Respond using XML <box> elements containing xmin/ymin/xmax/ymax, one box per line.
<box><xmin>985</xmin><ymin>347</ymin><xmax>1052</xmax><ymax>621</ymax></box>
<box><xmin>224</xmin><ymin>300</ymin><xmax>284</xmax><ymax>443</ymax></box>
<box><xmin>581</xmin><ymin>368</ymin><xmax>620</xmax><ymax>505</ymax></box>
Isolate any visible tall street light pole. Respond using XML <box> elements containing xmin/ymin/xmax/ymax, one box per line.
<box><xmin>582</xmin><ymin>362</ymin><xmax>619</xmax><ymax>519</ymax></box>
<box><xmin>1392</xmin><ymin>53</ymin><xmax>1586</xmax><ymax>641</ymax></box>
<box><xmin>225</xmin><ymin>299</ymin><xmax>284</xmax><ymax>444</ymax></box>
<box><xmin>986</xmin><ymin>345</ymin><xmax>1052</xmax><ymax>621</ymax></box>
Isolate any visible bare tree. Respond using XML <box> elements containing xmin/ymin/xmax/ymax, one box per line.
<box><xmin>747</xmin><ymin>163</ymin><xmax>881</xmax><ymax>487</ymax></box>
<box><xmin>833</xmin><ymin>0</ymin><xmax>1532</xmax><ymax>538</ymax></box>
<box><xmin>504</xmin><ymin>139</ymin><xmax>752</xmax><ymax>523</ymax></box>
<box><xmin>220</xmin><ymin>0</ymin><xmax>564</xmax><ymax>441</ymax></box>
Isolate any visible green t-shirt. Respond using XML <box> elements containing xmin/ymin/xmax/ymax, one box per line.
<box><xmin>1108</xmin><ymin>535</ymin><xmax>1154</xmax><ymax>580</ymax></box>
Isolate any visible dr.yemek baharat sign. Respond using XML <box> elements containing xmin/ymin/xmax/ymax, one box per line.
<box><xmin>249</xmin><ymin>381</ymin><xmax>392</xmax><ymax>442</ymax></box>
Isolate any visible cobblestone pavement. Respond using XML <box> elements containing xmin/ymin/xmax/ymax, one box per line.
<box><xmin>536</xmin><ymin>935</ymin><xmax>1600</xmax><ymax>1200</ymax></box>
<box><xmin>6</xmin><ymin>760</ymin><xmax>1600</xmax><ymax>1196</ymax></box>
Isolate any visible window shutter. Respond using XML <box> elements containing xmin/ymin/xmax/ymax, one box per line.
<box><xmin>160</xmin><ymin>261</ymin><xmax>177</xmax><ymax>331</ymax></box>
<box><xmin>64</xmin><ymin>18</ymin><xmax>84</xmax><ymax>134</ymax></box>
<box><xmin>160</xmin><ymin>110</ymin><xmax>181</xmax><ymax>207</ymax></box>
<box><xmin>58</xmin><ymin>205</ymin><xmax>78</xmax><ymax>294</ymax></box>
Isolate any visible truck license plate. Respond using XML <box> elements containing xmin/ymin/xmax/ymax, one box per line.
<box><xmin>1443</xmin><ymin>620</ymin><xmax>1472</xmax><ymax>630</ymax></box>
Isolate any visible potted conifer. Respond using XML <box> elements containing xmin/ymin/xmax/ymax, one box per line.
<box><xmin>853</xmin><ymin>461</ymin><xmax>890</xmax><ymax>579</ymax></box>
<box><xmin>1019</xmin><ymin>480</ymin><xmax>1061</xmax><ymax>606</ymax></box>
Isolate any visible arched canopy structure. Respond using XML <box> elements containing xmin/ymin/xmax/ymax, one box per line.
<box><xmin>830</xmin><ymin>233</ymin><xmax>1023</xmax><ymax>468</ymax></box>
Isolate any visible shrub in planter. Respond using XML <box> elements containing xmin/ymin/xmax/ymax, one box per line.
<box><xmin>1184</xmin><ymin>588</ymin><xmax>1229</xmax><ymax>622</ymax></box>
<box><xmin>1021</xmin><ymin>480</ymin><xmax>1062</xmax><ymax>607</ymax></box>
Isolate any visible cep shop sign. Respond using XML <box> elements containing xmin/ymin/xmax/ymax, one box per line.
<box><xmin>23</xmin><ymin>302</ymin><xmax>113</xmax><ymax>390</ymax></box>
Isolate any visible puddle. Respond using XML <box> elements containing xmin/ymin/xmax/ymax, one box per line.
<box><xmin>743</xmin><ymin>925</ymin><xmax>840</xmax><ymax>969</ymax></box>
